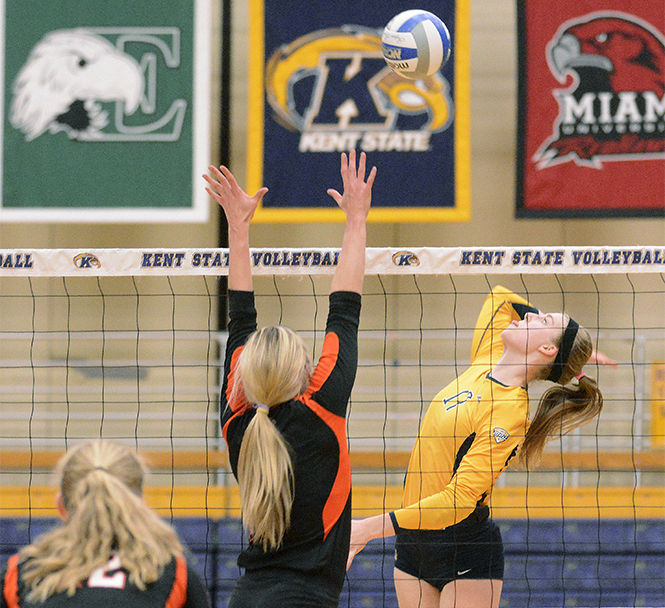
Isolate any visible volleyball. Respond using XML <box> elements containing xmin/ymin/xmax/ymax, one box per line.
<box><xmin>381</xmin><ymin>10</ymin><xmax>451</xmax><ymax>79</ymax></box>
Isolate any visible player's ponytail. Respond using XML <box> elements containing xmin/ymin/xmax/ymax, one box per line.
<box><xmin>237</xmin><ymin>410</ymin><xmax>294</xmax><ymax>551</ymax></box>
<box><xmin>235</xmin><ymin>326</ymin><xmax>310</xmax><ymax>550</ymax></box>
<box><xmin>520</xmin><ymin>326</ymin><xmax>603</xmax><ymax>465</ymax></box>
<box><xmin>19</xmin><ymin>441</ymin><xmax>183</xmax><ymax>602</ymax></box>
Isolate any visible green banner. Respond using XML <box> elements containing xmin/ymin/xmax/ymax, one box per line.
<box><xmin>0</xmin><ymin>0</ymin><xmax>211</xmax><ymax>222</ymax></box>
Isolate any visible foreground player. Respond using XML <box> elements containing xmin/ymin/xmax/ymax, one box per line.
<box><xmin>0</xmin><ymin>441</ymin><xmax>210</xmax><ymax>608</ymax></box>
<box><xmin>347</xmin><ymin>286</ymin><xmax>607</xmax><ymax>608</ymax></box>
<box><xmin>204</xmin><ymin>150</ymin><xmax>375</xmax><ymax>607</ymax></box>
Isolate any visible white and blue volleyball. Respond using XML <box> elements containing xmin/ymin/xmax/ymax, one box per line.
<box><xmin>381</xmin><ymin>10</ymin><xmax>451</xmax><ymax>79</ymax></box>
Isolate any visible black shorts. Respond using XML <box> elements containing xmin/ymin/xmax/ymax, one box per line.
<box><xmin>394</xmin><ymin>509</ymin><xmax>504</xmax><ymax>592</ymax></box>
<box><xmin>228</xmin><ymin>568</ymin><xmax>340</xmax><ymax>608</ymax></box>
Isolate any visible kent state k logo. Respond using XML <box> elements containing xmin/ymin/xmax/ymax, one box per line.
<box><xmin>10</xmin><ymin>27</ymin><xmax>187</xmax><ymax>142</ymax></box>
<box><xmin>265</xmin><ymin>26</ymin><xmax>454</xmax><ymax>153</ymax></box>
<box><xmin>73</xmin><ymin>253</ymin><xmax>101</xmax><ymax>269</ymax></box>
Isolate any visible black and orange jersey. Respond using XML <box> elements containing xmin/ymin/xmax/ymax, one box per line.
<box><xmin>1</xmin><ymin>554</ymin><xmax>209</xmax><ymax>608</ymax></box>
<box><xmin>391</xmin><ymin>286</ymin><xmax>538</xmax><ymax>531</ymax></box>
<box><xmin>221</xmin><ymin>289</ymin><xmax>361</xmax><ymax>591</ymax></box>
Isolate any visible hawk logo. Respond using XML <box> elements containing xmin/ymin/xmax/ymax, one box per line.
<box><xmin>10</xmin><ymin>28</ymin><xmax>186</xmax><ymax>142</ymax></box>
<box><xmin>265</xmin><ymin>26</ymin><xmax>453</xmax><ymax>153</ymax></box>
<box><xmin>493</xmin><ymin>427</ymin><xmax>510</xmax><ymax>443</ymax></box>
<box><xmin>535</xmin><ymin>11</ymin><xmax>665</xmax><ymax>168</ymax></box>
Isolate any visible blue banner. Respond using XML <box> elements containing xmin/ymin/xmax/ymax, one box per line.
<box><xmin>247</xmin><ymin>0</ymin><xmax>470</xmax><ymax>223</ymax></box>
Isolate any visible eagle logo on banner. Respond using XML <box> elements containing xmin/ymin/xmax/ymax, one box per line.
<box><xmin>264</xmin><ymin>26</ymin><xmax>453</xmax><ymax>153</ymax></box>
<box><xmin>10</xmin><ymin>29</ymin><xmax>144</xmax><ymax>141</ymax></box>
<box><xmin>535</xmin><ymin>11</ymin><xmax>665</xmax><ymax>168</ymax></box>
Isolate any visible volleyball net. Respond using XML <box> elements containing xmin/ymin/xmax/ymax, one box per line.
<box><xmin>0</xmin><ymin>246</ymin><xmax>663</xmax><ymax>607</ymax></box>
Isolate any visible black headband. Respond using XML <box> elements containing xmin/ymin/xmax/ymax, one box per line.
<box><xmin>547</xmin><ymin>317</ymin><xmax>579</xmax><ymax>383</ymax></box>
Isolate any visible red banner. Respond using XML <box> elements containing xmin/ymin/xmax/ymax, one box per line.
<box><xmin>517</xmin><ymin>1</ymin><xmax>665</xmax><ymax>217</ymax></box>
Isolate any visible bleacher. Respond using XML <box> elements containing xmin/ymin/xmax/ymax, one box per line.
<box><xmin>2</xmin><ymin>518</ymin><xmax>663</xmax><ymax>607</ymax></box>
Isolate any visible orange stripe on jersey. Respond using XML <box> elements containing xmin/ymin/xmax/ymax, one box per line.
<box><xmin>222</xmin><ymin>345</ymin><xmax>250</xmax><ymax>442</ymax></box>
<box><xmin>3</xmin><ymin>554</ymin><xmax>19</xmax><ymax>608</ymax></box>
<box><xmin>301</xmin><ymin>397</ymin><xmax>350</xmax><ymax>540</ymax></box>
<box><xmin>165</xmin><ymin>557</ymin><xmax>187</xmax><ymax>608</ymax></box>
<box><xmin>300</xmin><ymin>331</ymin><xmax>349</xmax><ymax>538</ymax></box>
<box><xmin>222</xmin><ymin>407</ymin><xmax>247</xmax><ymax>442</ymax></box>
<box><xmin>305</xmin><ymin>332</ymin><xmax>339</xmax><ymax>394</ymax></box>
<box><xmin>226</xmin><ymin>346</ymin><xmax>249</xmax><ymax>412</ymax></box>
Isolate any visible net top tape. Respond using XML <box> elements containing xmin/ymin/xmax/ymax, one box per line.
<box><xmin>0</xmin><ymin>246</ymin><xmax>663</xmax><ymax>277</ymax></box>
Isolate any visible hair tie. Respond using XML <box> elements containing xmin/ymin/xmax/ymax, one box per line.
<box><xmin>254</xmin><ymin>403</ymin><xmax>270</xmax><ymax>415</ymax></box>
<box><xmin>576</xmin><ymin>372</ymin><xmax>586</xmax><ymax>381</ymax></box>
<box><xmin>547</xmin><ymin>317</ymin><xmax>580</xmax><ymax>383</ymax></box>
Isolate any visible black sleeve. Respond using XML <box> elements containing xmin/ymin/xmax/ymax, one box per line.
<box><xmin>220</xmin><ymin>290</ymin><xmax>257</xmax><ymax>427</ymax></box>
<box><xmin>309</xmin><ymin>290</ymin><xmax>362</xmax><ymax>416</ymax></box>
<box><xmin>511</xmin><ymin>302</ymin><xmax>539</xmax><ymax>319</ymax></box>
<box><xmin>183</xmin><ymin>565</ymin><xmax>211</xmax><ymax>608</ymax></box>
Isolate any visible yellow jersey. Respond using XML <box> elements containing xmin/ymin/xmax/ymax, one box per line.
<box><xmin>393</xmin><ymin>286</ymin><xmax>536</xmax><ymax>530</ymax></box>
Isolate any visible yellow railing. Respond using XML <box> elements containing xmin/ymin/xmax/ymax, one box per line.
<box><xmin>1</xmin><ymin>449</ymin><xmax>663</xmax><ymax>519</ymax></box>
<box><xmin>1</xmin><ymin>485</ymin><xmax>663</xmax><ymax>519</ymax></box>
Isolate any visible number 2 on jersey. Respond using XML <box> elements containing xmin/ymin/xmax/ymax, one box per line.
<box><xmin>87</xmin><ymin>555</ymin><xmax>127</xmax><ymax>589</ymax></box>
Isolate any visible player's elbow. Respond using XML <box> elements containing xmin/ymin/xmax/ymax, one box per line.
<box><xmin>449</xmin><ymin>484</ymin><xmax>486</xmax><ymax>516</ymax></box>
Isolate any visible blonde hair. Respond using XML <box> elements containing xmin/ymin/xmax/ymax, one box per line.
<box><xmin>520</xmin><ymin>326</ymin><xmax>603</xmax><ymax>465</ymax></box>
<box><xmin>235</xmin><ymin>325</ymin><xmax>311</xmax><ymax>551</ymax></box>
<box><xmin>19</xmin><ymin>441</ymin><xmax>183</xmax><ymax>602</ymax></box>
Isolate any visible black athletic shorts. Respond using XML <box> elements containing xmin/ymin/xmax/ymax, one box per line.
<box><xmin>394</xmin><ymin>508</ymin><xmax>504</xmax><ymax>592</ymax></box>
<box><xmin>228</xmin><ymin>568</ymin><xmax>340</xmax><ymax>608</ymax></box>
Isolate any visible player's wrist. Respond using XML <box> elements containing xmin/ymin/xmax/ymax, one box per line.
<box><xmin>343</xmin><ymin>216</ymin><xmax>368</xmax><ymax>232</ymax></box>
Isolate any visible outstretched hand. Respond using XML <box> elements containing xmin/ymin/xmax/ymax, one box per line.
<box><xmin>203</xmin><ymin>165</ymin><xmax>268</xmax><ymax>228</ymax></box>
<box><xmin>346</xmin><ymin>514</ymin><xmax>395</xmax><ymax>571</ymax></box>
<box><xmin>347</xmin><ymin>519</ymin><xmax>371</xmax><ymax>571</ymax></box>
<box><xmin>588</xmin><ymin>349</ymin><xmax>618</xmax><ymax>368</ymax></box>
<box><xmin>327</xmin><ymin>149</ymin><xmax>376</xmax><ymax>220</ymax></box>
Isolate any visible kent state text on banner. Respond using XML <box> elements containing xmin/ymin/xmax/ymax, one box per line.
<box><xmin>246</xmin><ymin>0</ymin><xmax>470</xmax><ymax>223</ymax></box>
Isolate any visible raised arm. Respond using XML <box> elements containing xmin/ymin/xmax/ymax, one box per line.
<box><xmin>470</xmin><ymin>285</ymin><xmax>536</xmax><ymax>365</ymax></box>
<box><xmin>471</xmin><ymin>286</ymin><xmax>617</xmax><ymax>371</ymax></box>
<box><xmin>203</xmin><ymin>165</ymin><xmax>268</xmax><ymax>291</ymax></box>
<box><xmin>327</xmin><ymin>150</ymin><xmax>376</xmax><ymax>295</ymax></box>
<box><xmin>203</xmin><ymin>166</ymin><xmax>266</xmax><ymax>420</ymax></box>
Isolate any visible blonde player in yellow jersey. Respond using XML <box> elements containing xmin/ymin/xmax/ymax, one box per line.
<box><xmin>347</xmin><ymin>285</ymin><xmax>611</xmax><ymax>608</ymax></box>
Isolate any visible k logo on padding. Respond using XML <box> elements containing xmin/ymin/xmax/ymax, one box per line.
<box><xmin>73</xmin><ymin>253</ymin><xmax>101</xmax><ymax>269</ymax></box>
<box><xmin>392</xmin><ymin>251</ymin><xmax>421</xmax><ymax>266</ymax></box>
